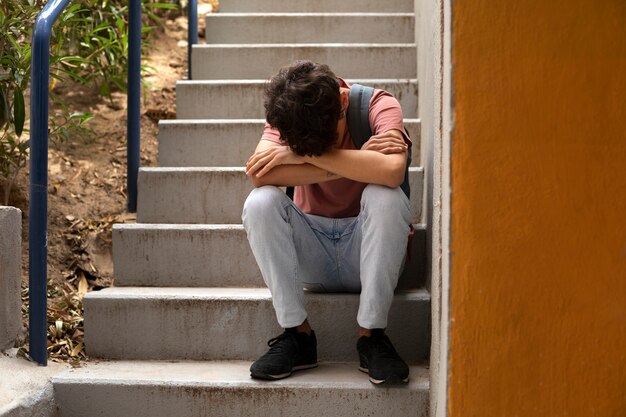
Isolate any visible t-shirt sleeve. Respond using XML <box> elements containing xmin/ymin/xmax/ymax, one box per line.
<box><xmin>261</xmin><ymin>121</ymin><xmax>284</xmax><ymax>144</ymax></box>
<box><xmin>368</xmin><ymin>91</ymin><xmax>412</xmax><ymax>147</ymax></box>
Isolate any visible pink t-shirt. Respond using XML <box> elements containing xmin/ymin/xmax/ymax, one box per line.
<box><xmin>262</xmin><ymin>79</ymin><xmax>411</xmax><ymax>218</ymax></box>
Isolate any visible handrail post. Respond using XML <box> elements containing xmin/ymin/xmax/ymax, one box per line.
<box><xmin>29</xmin><ymin>0</ymin><xmax>71</xmax><ymax>367</ymax></box>
<box><xmin>127</xmin><ymin>0</ymin><xmax>141</xmax><ymax>212</ymax></box>
<box><xmin>188</xmin><ymin>0</ymin><xmax>198</xmax><ymax>80</ymax></box>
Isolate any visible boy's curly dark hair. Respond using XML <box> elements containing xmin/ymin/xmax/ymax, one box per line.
<box><xmin>264</xmin><ymin>61</ymin><xmax>342</xmax><ymax>156</ymax></box>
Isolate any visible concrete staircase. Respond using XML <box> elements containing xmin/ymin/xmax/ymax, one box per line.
<box><xmin>53</xmin><ymin>0</ymin><xmax>430</xmax><ymax>415</ymax></box>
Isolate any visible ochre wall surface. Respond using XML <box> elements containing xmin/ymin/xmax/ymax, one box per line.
<box><xmin>448</xmin><ymin>1</ymin><xmax>626</xmax><ymax>416</ymax></box>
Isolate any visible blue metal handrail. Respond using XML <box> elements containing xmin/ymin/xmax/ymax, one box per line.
<box><xmin>29</xmin><ymin>0</ymin><xmax>72</xmax><ymax>366</ymax></box>
<box><xmin>29</xmin><ymin>0</ymin><xmax>199</xmax><ymax>366</ymax></box>
<box><xmin>188</xmin><ymin>0</ymin><xmax>198</xmax><ymax>80</ymax></box>
<box><xmin>127</xmin><ymin>0</ymin><xmax>141</xmax><ymax>213</ymax></box>
<box><xmin>127</xmin><ymin>0</ymin><xmax>198</xmax><ymax>213</ymax></box>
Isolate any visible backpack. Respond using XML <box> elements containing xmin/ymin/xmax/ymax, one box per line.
<box><xmin>286</xmin><ymin>83</ymin><xmax>412</xmax><ymax>200</ymax></box>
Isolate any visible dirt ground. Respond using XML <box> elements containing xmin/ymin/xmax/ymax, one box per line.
<box><xmin>6</xmin><ymin>6</ymin><xmax>213</xmax><ymax>363</ymax></box>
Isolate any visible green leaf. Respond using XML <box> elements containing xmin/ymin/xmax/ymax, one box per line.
<box><xmin>13</xmin><ymin>87</ymin><xmax>24</xmax><ymax>137</ymax></box>
<box><xmin>0</xmin><ymin>87</ymin><xmax>8</xmax><ymax>129</ymax></box>
<box><xmin>145</xmin><ymin>2</ymin><xmax>178</xmax><ymax>10</ymax></box>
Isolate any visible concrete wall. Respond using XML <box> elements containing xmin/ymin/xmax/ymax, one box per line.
<box><xmin>417</xmin><ymin>0</ymin><xmax>449</xmax><ymax>416</ymax></box>
<box><xmin>448</xmin><ymin>0</ymin><xmax>626</xmax><ymax>415</ymax></box>
<box><xmin>0</xmin><ymin>206</ymin><xmax>23</xmax><ymax>351</ymax></box>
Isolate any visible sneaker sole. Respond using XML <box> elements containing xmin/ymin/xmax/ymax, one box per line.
<box><xmin>251</xmin><ymin>363</ymin><xmax>318</xmax><ymax>380</ymax></box>
<box><xmin>358</xmin><ymin>366</ymin><xmax>409</xmax><ymax>385</ymax></box>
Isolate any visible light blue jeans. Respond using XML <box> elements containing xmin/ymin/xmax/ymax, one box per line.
<box><xmin>242</xmin><ymin>184</ymin><xmax>411</xmax><ymax>329</ymax></box>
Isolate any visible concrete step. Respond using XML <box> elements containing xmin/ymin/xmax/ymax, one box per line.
<box><xmin>157</xmin><ymin>119</ymin><xmax>421</xmax><ymax>167</ymax></box>
<box><xmin>112</xmin><ymin>224</ymin><xmax>426</xmax><ymax>290</ymax></box>
<box><xmin>84</xmin><ymin>287</ymin><xmax>431</xmax><ymax>363</ymax></box>
<box><xmin>54</xmin><ymin>361</ymin><xmax>429</xmax><ymax>417</ymax></box>
<box><xmin>217</xmin><ymin>0</ymin><xmax>414</xmax><ymax>13</ymax></box>
<box><xmin>191</xmin><ymin>44</ymin><xmax>416</xmax><ymax>80</ymax></box>
<box><xmin>136</xmin><ymin>167</ymin><xmax>423</xmax><ymax>224</ymax></box>
<box><xmin>204</xmin><ymin>13</ymin><xmax>415</xmax><ymax>44</ymax></box>
<box><xmin>177</xmin><ymin>79</ymin><xmax>419</xmax><ymax>119</ymax></box>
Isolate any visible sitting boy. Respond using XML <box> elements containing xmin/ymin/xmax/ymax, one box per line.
<box><xmin>243</xmin><ymin>60</ymin><xmax>412</xmax><ymax>384</ymax></box>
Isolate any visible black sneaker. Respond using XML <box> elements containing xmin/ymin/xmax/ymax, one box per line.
<box><xmin>357</xmin><ymin>329</ymin><xmax>409</xmax><ymax>384</ymax></box>
<box><xmin>250</xmin><ymin>328</ymin><xmax>318</xmax><ymax>380</ymax></box>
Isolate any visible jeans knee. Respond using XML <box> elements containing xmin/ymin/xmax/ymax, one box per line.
<box><xmin>242</xmin><ymin>186</ymin><xmax>287</xmax><ymax>224</ymax></box>
<box><xmin>361</xmin><ymin>184</ymin><xmax>410</xmax><ymax>218</ymax></box>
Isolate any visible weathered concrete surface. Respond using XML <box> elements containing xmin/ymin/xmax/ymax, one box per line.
<box><xmin>204</xmin><ymin>13</ymin><xmax>415</xmax><ymax>44</ymax></box>
<box><xmin>192</xmin><ymin>44</ymin><xmax>416</xmax><ymax>80</ymax></box>
<box><xmin>54</xmin><ymin>361</ymin><xmax>429</xmax><ymax>417</ymax></box>
<box><xmin>84</xmin><ymin>288</ymin><xmax>430</xmax><ymax>363</ymax></box>
<box><xmin>417</xmin><ymin>0</ymin><xmax>447</xmax><ymax>414</ymax></box>
<box><xmin>112</xmin><ymin>224</ymin><xmax>261</xmax><ymax>287</ymax></box>
<box><xmin>176</xmin><ymin>79</ymin><xmax>419</xmax><ymax>119</ymax></box>
<box><xmin>136</xmin><ymin>167</ymin><xmax>423</xmax><ymax>224</ymax></box>
<box><xmin>112</xmin><ymin>223</ymin><xmax>426</xmax><ymax>289</ymax></box>
<box><xmin>136</xmin><ymin>168</ymin><xmax>255</xmax><ymax>224</ymax></box>
<box><xmin>158</xmin><ymin>119</ymin><xmax>264</xmax><ymax>167</ymax></box>
<box><xmin>0</xmin><ymin>351</ymin><xmax>66</xmax><ymax>417</ymax></box>
<box><xmin>157</xmin><ymin>119</ymin><xmax>421</xmax><ymax>167</ymax></box>
<box><xmin>0</xmin><ymin>206</ymin><xmax>23</xmax><ymax>351</ymax></box>
<box><xmin>218</xmin><ymin>0</ymin><xmax>414</xmax><ymax>13</ymax></box>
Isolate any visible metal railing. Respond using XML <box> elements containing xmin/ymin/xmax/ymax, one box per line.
<box><xmin>29</xmin><ymin>0</ymin><xmax>72</xmax><ymax>367</ymax></box>
<box><xmin>127</xmin><ymin>0</ymin><xmax>141</xmax><ymax>213</ymax></box>
<box><xmin>127</xmin><ymin>0</ymin><xmax>198</xmax><ymax>212</ymax></box>
<box><xmin>29</xmin><ymin>0</ymin><xmax>198</xmax><ymax>365</ymax></box>
<box><xmin>188</xmin><ymin>0</ymin><xmax>198</xmax><ymax>80</ymax></box>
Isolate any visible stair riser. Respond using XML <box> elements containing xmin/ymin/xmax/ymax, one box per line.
<box><xmin>158</xmin><ymin>120</ymin><xmax>262</xmax><ymax>167</ymax></box>
<box><xmin>113</xmin><ymin>225</ymin><xmax>260</xmax><ymax>286</ymax></box>
<box><xmin>218</xmin><ymin>0</ymin><xmax>414</xmax><ymax>13</ymax></box>
<box><xmin>137</xmin><ymin>168</ymin><xmax>255</xmax><ymax>224</ymax></box>
<box><xmin>204</xmin><ymin>14</ymin><xmax>415</xmax><ymax>44</ymax></box>
<box><xmin>192</xmin><ymin>45</ymin><xmax>416</xmax><ymax>80</ymax></box>
<box><xmin>84</xmin><ymin>291</ymin><xmax>430</xmax><ymax>362</ymax></box>
<box><xmin>157</xmin><ymin>120</ymin><xmax>422</xmax><ymax>167</ymax></box>
<box><xmin>55</xmin><ymin>381</ymin><xmax>429</xmax><ymax>417</ymax></box>
<box><xmin>113</xmin><ymin>225</ymin><xmax>426</xmax><ymax>289</ymax></box>
<box><xmin>177</xmin><ymin>80</ymin><xmax>418</xmax><ymax>119</ymax></box>
<box><xmin>136</xmin><ymin>168</ymin><xmax>423</xmax><ymax>224</ymax></box>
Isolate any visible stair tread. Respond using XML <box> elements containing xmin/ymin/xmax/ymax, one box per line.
<box><xmin>217</xmin><ymin>0</ymin><xmax>413</xmax><ymax>13</ymax></box>
<box><xmin>158</xmin><ymin>118</ymin><xmax>420</xmax><ymax>124</ymax></box>
<box><xmin>194</xmin><ymin>43</ymin><xmax>416</xmax><ymax>47</ymax></box>
<box><xmin>113</xmin><ymin>222</ymin><xmax>426</xmax><ymax>229</ymax></box>
<box><xmin>207</xmin><ymin>12</ymin><xmax>415</xmax><ymax>17</ymax></box>
<box><xmin>139</xmin><ymin>166</ymin><xmax>424</xmax><ymax>172</ymax></box>
<box><xmin>178</xmin><ymin>78</ymin><xmax>418</xmax><ymax>84</ymax></box>
<box><xmin>86</xmin><ymin>286</ymin><xmax>430</xmax><ymax>300</ymax></box>
<box><xmin>54</xmin><ymin>360</ymin><xmax>429</xmax><ymax>389</ymax></box>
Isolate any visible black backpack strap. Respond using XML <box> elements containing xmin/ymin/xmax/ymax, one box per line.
<box><xmin>348</xmin><ymin>83</ymin><xmax>411</xmax><ymax>199</ymax></box>
<box><xmin>347</xmin><ymin>83</ymin><xmax>375</xmax><ymax>149</ymax></box>
<box><xmin>286</xmin><ymin>185</ymin><xmax>294</xmax><ymax>200</ymax></box>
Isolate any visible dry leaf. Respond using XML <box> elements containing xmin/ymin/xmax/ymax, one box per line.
<box><xmin>70</xmin><ymin>342</ymin><xmax>84</xmax><ymax>358</ymax></box>
<box><xmin>78</xmin><ymin>273</ymin><xmax>89</xmax><ymax>299</ymax></box>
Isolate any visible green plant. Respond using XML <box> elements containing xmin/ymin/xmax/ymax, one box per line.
<box><xmin>0</xmin><ymin>0</ymin><xmax>178</xmax><ymax>205</ymax></box>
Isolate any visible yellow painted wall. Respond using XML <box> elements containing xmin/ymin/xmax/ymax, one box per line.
<box><xmin>449</xmin><ymin>1</ymin><xmax>626</xmax><ymax>416</ymax></box>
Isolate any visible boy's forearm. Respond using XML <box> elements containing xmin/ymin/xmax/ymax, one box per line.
<box><xmin>250</xmin><ymin>163</ymin><xmax>340</xmax><ymax>188</ymax></box>
<box><xmin>303</xmin><ymin>149</ymin><xmax>406</xmax><ymax>188</ymax></box>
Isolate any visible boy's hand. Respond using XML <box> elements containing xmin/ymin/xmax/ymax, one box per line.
<box><xmin>246</xmin><ymin>145</ymin><xmax>305</xmax><ymax>178</ymax></box>
<box><xmin>362</xmin><ymin>131</ymin><xmax>407</xmax><ymax>155</ymax></box>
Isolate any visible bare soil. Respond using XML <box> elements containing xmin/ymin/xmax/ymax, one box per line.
<box><xmin>5</xmin><ymin>9</ymin><xmax>211</xmax><ymax>363</ymax></box>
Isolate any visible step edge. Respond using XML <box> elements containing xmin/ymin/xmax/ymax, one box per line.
<box><xmin>192</xmin><ymin>43</ymin><xmax>417</xmax><ymax>48</ymax></box>
<box><xmin>84</xmin><ymin>287</ymin><xmax>431</xmax><ymax>301</ymax></box>
<box><xmin>205</xmin><ymin>13</ymin><xmax>415</xmax><ymax>17</ymax></box>
<box><xmin>177</xmin><ymin>79</ymin><xmax>418</xmax><ymax>85</ymax></box>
